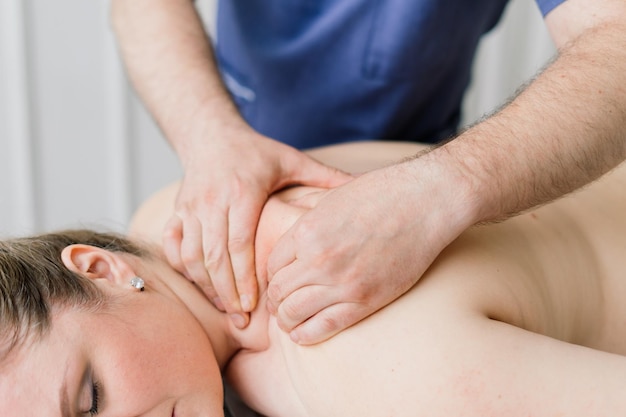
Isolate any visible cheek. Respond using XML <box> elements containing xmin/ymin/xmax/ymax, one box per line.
<box><xmin>96</xmin><ymin>300</ymin><xmax>222</xmax><ymax>413</ymax></box>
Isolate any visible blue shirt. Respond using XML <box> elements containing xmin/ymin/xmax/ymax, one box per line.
<box><xmin>216</xmin><ymin>0</ymin><xmax>566</xmax><ymax>148</ymax></box>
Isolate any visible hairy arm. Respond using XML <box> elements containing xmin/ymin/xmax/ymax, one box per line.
<box><xmin>110</xmin><ymin>0</ymin><xmax>245</xmax><ymax>156</ymax></box>
<box><xmin>266</xmin><ymin>0</ymin><xmax>626</xmax><ymax>345</ymax></box>
<box><xmin>436</xmin><ymin>0</ymin><xmax>626</xmax><ymax>224</ymax></box>
<box><xmin>112</xmin><ymin>0</ymin><xmax>351</xmax><ymax>323</ymax></box>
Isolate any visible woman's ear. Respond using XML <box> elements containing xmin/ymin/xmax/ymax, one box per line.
<box><xmin>61</xmin><ymin>244</ymin><xmax>135</xmax><ymax>286</ymax></box>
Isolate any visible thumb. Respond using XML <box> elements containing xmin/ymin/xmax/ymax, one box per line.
<box><xmin>294</xmin><ymin>157</ymin><xmax>354</xmax><ymax>188</ymax></box>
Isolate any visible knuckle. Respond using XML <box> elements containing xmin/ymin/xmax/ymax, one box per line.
<box><xmin>180</xmin><ymin>249</ymin><xmax>200</xmax><ymax>265</ymax></box>
<box><xmin>176</xmin><ymin>193</ymin><xmax>214</xmax><ymax>215</ymax></box>
<box><xmin>163</xmin><ymin>247</ymin><xmax>181</xmax><ymax>266</ymax></box>
<box><xmin>267</xmin><ymin>282</ymin><xmax>283</xmax><ymax>303</ymax></box>
<box><xmin>203</xmin><ymin>248</ymin><xmax>224</xmax><ymax>271</ymax></box>
<box><xmin>227</xmin><ymin>178</ymin><xmax>251</xmax><ymax>201</ymax></box>
<box><xmin>174</xmin><ymin>202</ymin><xmax>195</xmax><ymax>217</ymax></box>
<box><xmin>317</xmin><ymin>314</ymin><xmax>340</xmax><ymax>334</ymax></box>
<box><xmin>292</xmin><ymin>220</ymin><xmax>318</xmax><ymax>242</ymax></box>
<box><xmin>266</xmin><ymin>299</ymin><xmax>277</xmax><ymax>315</ymax></box>
<box><xmin>170</xmin><ymin>261</ymin><xmax>186</xmax><ymax>276</ymax></box>
<box><xmin>227</xmin><ymin>233</ymin><xmax>251</xmax><ymax>254</ymax></box>
<box><xmin>162</xmin><ymin>225</ymin><xmax>180</xmax><ymax>239</ymax></box>
<box><xmin>178</xmin><ymin>249</ymin><xmax>192</xmax><ymax>263</ymax></box>
<box><xmin>349</xmin><ymin>280</ymin><xmax>372</xmax><ymax>302</ymax></box>
<box><xmin>281</xmin><ymin>300</ymin><xmax>303</xmax><ymax>321</ymax></box>
<box><xmin>197</xmin><ymin>280</ymin><xmax>216</xmax><ymax>295</ymax></box>
<box><xmin>162</xmin><ymin>232</ymin><xmax>178</xmax><ymax>245</ymax></box>
<box><xmin>167</xmin><ymin>256</ymin><xmax>184</xmax><ymax>272</ymax></box>
<box><xmin>317</xmin><ymin>308</ymin><xmax>360</xmax><ymax>337</ymax></box>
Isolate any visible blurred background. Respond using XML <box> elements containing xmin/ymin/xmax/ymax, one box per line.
<box><xmin>0</xmin><ymin>0</ymin><xmax>554</xmax><ymax>237</ymax></box>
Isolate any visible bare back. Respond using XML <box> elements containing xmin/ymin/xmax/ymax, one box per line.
<box><xmin>228</xmin><ymin>143</ymin><xmax>626</xmax><ymax>416</ymax></box>
<box><xmin>131</xmin><ymin>141</ymin><xmax>626</xmax><ymax>416</ymax></box>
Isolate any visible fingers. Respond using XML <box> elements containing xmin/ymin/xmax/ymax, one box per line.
<box><xmin>266</xmin><ymin>230</ymin><xmax>297</xmax><ymax>290</ymax></box>
<box><xmin>271</xmin><ymin>282</ymin><xmax>342</xmax><ymax>332</ymax></box>
<box><xmin>268</xmin><ymin>260</ymin><xmax>375</xmax><ymax>345</ymax></box>
<box><xmin>224</xmin><ymin>197</ymin><xmax>261</xmax><ymax>312</ymax></box>
<box><xmin>198</xmin><ymin>210</ymin><xmax>239</xmax><ymax>311</ymax></box>
<box><xmin>266</xmin><ymin>255</ymin><xmax>302</xmax><ymax>314</ymax></box>
<box><xmin>202</xmin><ymin>242</ymin><xmax>251</xmax><ymax>329</ymax></box>
<box><xmin>286</xmin><ymin>189</ymin><xmax>330</xmax><ymax>210</ymax></box>
<box><xmin>285</xmin><ymin>152</ymin><xmax>354</xmax><ymax>189</ymax></box>
<box><xmin>181</xmin><ymin>215</ymin><xmax>220</xmax><ymax>299</ymax></box>
<box><xmin>286</xmin><ymin>299</ymin><xmax>373</xmax><ymax>345</ymax></box>
<box><xmin>160</xmin><ymin>140</ymin><xmax>354</xmax><ymax>334</ymax></box>
<box><xmin>164</xmin><ymin>211</ymin><xmax>227</xmax><ymax>304</ymax></box>
<box><xmin>163</xmin><ymin>209</ymin><xmax>252</xmax><ymax>328</ymax></box>
<box><xmin>163</xmin><ymin>214</ymin><xmax>218</xmax><ymax>301</ymax></box>
<box><xmin>163</xmin><ymin>214</ymin><xmax>185</xmax><ymax>275</ymax></box>
<box><xmin>312</xmin><ymin>164</ymin><xmax>353</xmax><ymax>188</ymax></box>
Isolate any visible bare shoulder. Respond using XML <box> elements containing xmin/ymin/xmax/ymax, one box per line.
<box><xmin>305</xmin><ymin>141</ymin><xmax>427</xmax><ymax>173</ymax></box>
<box><xmin>128</xmin><ymin>182</ymin><xmax>180</xmax><ymax>246</ymax></box>
<box><xmin>128</xmin><ymin>141</ymin><xmax>428</xmax><ymax>243</ymax></box>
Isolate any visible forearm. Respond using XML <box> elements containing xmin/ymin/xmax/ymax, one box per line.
<box><xmin>426</xmin><ymin>12</ymin><xmax>626</xmax><ymax>225</ymax></box>
<box><xmin>110</xmin><ymin>0</ymin><xmax>245</xmax><ymax>162</ymax></box>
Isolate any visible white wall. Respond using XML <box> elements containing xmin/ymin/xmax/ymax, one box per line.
<box><xmin>0</xmin><ymin>0</ymin><xmax>554</xmax><ymax>238</ymax></box>
<box><xmin>463</xmin><ymin>0</ymin><xmax>555</xmax><ymax>123</ymax></box>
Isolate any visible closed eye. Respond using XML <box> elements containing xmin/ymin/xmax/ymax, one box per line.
<box><xmin>88</xmin><ymin>380</ymin><xmax>100</xmax><ymax>416</ymax></box>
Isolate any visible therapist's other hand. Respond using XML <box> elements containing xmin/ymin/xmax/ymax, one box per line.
<box><xmin>266</xmin><ymin>156</ymin><xmax>475</xmax><ymax>344</ymax></box>
<box><xmin>163</xmin><ymin>126</ymin><xmax>352</xmax><ymax>328</ymax></box>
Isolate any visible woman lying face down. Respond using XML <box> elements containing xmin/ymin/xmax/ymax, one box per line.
<box><xmin>3</xmin><ymin>141</ymin><xmax>626</xmax><ymax>417</ymax></box>
<box><xmin>0</xmin><ymin>230</ymin><xmax>229</xmax><ymax>416</ymax></box>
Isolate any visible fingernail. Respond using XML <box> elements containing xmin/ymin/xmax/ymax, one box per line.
<box><xmin>290</xmin><ymin>331</ymin><xmax>300</xmax><ymax>344</ymax></box>
<box><xmin>212</xmin><ymin>297</ymin><xmax>225</xmax><ymax>311</ymax></box>
<box><xmin>230</xmin><ymin>314</ymin><xmax>246</xmax><ymax>329</ymax></box>
<box><xmin>240</xmin><ymin>294</ymin><xmax>252</xmax><ymax>312</ymax></box>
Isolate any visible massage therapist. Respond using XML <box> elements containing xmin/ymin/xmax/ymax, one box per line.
<box><xmin>111</xmin><ymin>0</ymin><xmax>626</xmax><ymax>344</ymax></box>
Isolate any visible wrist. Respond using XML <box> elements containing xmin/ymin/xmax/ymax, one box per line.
<box><xmin>169</xmin><ymin>99</ymin><xmax>252</xmax><ymax>167</ymax></box>
<box><xmin>400</xmin><ymin>149</ymin><xmax>482</xmax><ymax>241</ymax></box>
<box><xmin>423</xmin><ymin>144</ymin><xmax>489</xmax><ymax>227</ymax></box>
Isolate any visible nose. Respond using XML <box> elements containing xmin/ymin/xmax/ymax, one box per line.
<box><xmin>133</xmin><ymin>401</ymin><xmax>177</xmax><ymax>417</ymax></box>
<box><xmin>137</xmin><ymin>402</ymin><xmax>226</xmax><ymax>417</ymax></box>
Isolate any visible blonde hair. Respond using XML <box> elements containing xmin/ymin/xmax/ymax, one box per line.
<box><xmin>0</xmin><ymin>229</ymin><xmax>146</xmax><ymax>360</ymax></box>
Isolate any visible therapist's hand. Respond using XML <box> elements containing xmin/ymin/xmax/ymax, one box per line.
<box><xmin>163</xmin><ymin>126</ymin><xmax>352</xmax><ymax>328</ymax></box>
<box><xmin>266</xmin><ymin>155</ymin><xmax>476</xmax><ymax>344</ymax></box>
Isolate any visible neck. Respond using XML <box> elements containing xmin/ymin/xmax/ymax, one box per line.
<box><xmin>137</xmin><ymin>188</ymin><xmax>308</xmax><ymax>369</ymax></box>
<box><xmin>179</xmin><ymin>279</ymin><xmax>243</xmax><ymax>369</ymax></box>
<box><xmin>153</xmin><ymin>255</ymin><xmax>245</xmax><ymax>370</ymax></box>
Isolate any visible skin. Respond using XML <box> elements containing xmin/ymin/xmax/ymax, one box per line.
<box><xmin>0</xmin><ymin>155</ymin><xmax>331</xmax><ymax>417</ymax></box>
<box><xmin>6</xmin><ymin>142</ymin><xmax>626</xmax><ymax>416</ymax></box>
<box><xmin>112</xmin><ymin>0</ymin><xmax>626</xmax><ymax>346</ymax></box>
<box><xmin>134</xmin><ymin>142</ymin><xmax>626</xmax><ymax>415</ymax></box>
<box><xmin>0</xmin><ymin>245</ymin><xmax>229</xmax><ymax>417</ymax></box>
<box><xmin>267</xmin><ymin>0</ymin><xmax>626</xmax><ymax>343</ymax></box>
<box><xmin>110</xmin><ymin>0</ymin><xmax>352</xmax><ymax>329</ymax></box>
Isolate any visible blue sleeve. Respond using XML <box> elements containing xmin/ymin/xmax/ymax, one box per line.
<box><xmin>536</xmin><ymin>0</ymin><xmax>567</xmax><ymax>16</ymax></box>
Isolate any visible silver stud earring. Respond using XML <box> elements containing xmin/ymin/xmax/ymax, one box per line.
<box><xmin>130</xmin><ymin>276</ymin><xmax>145</xmax><ymax>291</ymax></box>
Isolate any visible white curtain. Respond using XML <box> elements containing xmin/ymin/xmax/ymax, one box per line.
<box><xmin>0</xmin><ymin>0</ymin><xmax>554</xmax><ymax>237</ymax></box>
